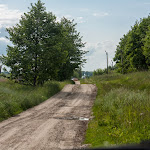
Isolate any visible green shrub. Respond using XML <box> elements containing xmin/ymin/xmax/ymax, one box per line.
<box><xmin>0</xmin><ymin>80</ymin><xmax>72</xmax><ymax>121</ymax></box>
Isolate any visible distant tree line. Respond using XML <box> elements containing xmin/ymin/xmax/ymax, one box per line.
<box><xmin>94</xmin><ymin>15</ymin><xmax>150</xmax><ymax>76</ymax></box>
<box><xmin>93</xmin><ymin>68</ymin><xmax>107</xmax><ymax>76</ymax></box>
<box><xmin>82</xmin><ymin>71</ymin><xmax>93</xmax><ymax>78</ymax></box>
<box><xmin>72</xmin><ymin>69</ymin><xmax>93</xmax><ymax>79</ymax></box>
<box><xmin>0</xmin><ymin>0</ymin><xmax>87</xmax><ymax>85</ymax></box>
<box><xmin>113</xmin><ymin>16</ymin><xmax>150</xmax><ymax>73</ymax></box>
<box><xmin>93</xmin><ymin>65</ymin><xmax>115</xmax><ymax>76</ymax></box>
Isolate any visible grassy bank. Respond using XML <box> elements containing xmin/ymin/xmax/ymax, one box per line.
<box><xmin>0</xmin><ymin>79</ymin><xmax>73</xmax><ymax>122</ymax></box>
<box><xmin>81</xmin><ymin>71</ymin><xmax>150</xmax><ymax>148</ymax></box>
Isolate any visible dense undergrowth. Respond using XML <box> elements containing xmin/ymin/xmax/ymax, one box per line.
<box><xmin>81</xmin><ymin>71</ymin><xmax>150</xmax><ymax>148</ymax></box>
<box><xmin>0</xmin><ymin>79</ymin><xmax>73</xmax><ymax>122</ymax></box>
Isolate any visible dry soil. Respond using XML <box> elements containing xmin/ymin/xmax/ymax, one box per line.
<box><xmin>0</xmin><ymin>82</ymin><xmax>97</xmax><ymax>150</ymax></box>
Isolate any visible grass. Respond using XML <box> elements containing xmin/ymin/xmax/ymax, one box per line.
<box><xmin>0</xmin><ymin>78</ymin><xmax>73</xmax><ymax>122</ymax></box>
<box><xmin>81</xmin><ymin>71</ymin><xmax>150</xmax><ymax>148</ymax></box>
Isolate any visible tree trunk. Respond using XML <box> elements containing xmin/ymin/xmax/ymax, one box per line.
<box><xmin>33</xmin><ymin>75</ymin><xmax>37</xmax><ymax>86</ymax></box>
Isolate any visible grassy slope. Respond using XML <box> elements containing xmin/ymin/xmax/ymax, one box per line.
<box><xmin>0</xmin><ymin>79</ymin><xmax>73</xmax><ymax>122</ymax></box>
<box><xmin>81</xmin><ymin>71</ymin><xmax>150</xmax><ymax>147</ymax></box>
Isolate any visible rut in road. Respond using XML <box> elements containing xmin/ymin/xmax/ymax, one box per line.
<box><xmin>0</xmin><ymin>83</ymin><xmax>97</xmax><ymax>150</ymax></box>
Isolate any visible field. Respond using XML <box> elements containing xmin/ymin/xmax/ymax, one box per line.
<box><xmin>0</xmin><ymin>78</ymin><xmax>73</xmax><ymax>122</ymax></box>
<box><xmin>81</xmin><ymin>71</ymin><xmax>150</xmax><ymax>148</ymax></box>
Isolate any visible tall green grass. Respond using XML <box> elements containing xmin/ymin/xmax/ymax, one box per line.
<box><xmin>81</xmin><ymin>71</ymin><xmax>150</xmax><ymax>147</ymax></box>
<box><xmin>0</xmin><ymin>79</ymin><xmax>73</xmax><ymax>122</ymax></box>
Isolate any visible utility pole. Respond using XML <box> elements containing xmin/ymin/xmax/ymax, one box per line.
<box><xmin>105</xmin><ymin>51</ymin><xmax>108</xmax><ymax>74</ymax></box>
<box><xmin>0</xmin><ymin>65</ymin><xmax>2</xmax><ymax>74</ymax></box>
<box><xmin>111</xmin><ymin>60</ymin><xmax>113</xmax><ymax>70</ymax></box>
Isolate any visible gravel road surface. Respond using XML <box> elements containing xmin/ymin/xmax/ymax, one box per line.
<box><xmin>0</xmin><ymin>82</ymin><xmax>97</xmax><ymax>150</ymax></box>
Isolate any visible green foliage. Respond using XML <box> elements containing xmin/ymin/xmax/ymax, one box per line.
<box><xmin>93</xmin><ymin>66</ymin><xmax>115</xmax><ymax>76</ymax></box>
<box><xmin>56</xmin><ymin>18</ymin><xmax>86</xmax><ymax>81</ymax></box>
<box><xmin>1</xmin><ymin>0</ymin><xmax>86</xmax><ymax>85</ymax></box>
<box><xmin>114</xmin><ymin>16</ymin><xmax>150</xmax><ymax>73</ymax></box>
<box><xmin>143</xmin><ymin>26</ymin><xmax>150</xmax><ymax>66</ymax></box>
<box><xmin>93</xmin><ymin>68</ymin><xmax>107</xmax><ymax>76</ymax></box>
<box><xmin>0</xmin><ymin>79</ymin><xmax>72</xmax><ymax>121</ymax></box>
<box><xmin>73</xmin><ymin>67</ymin><xmax>82</xmax><ymax>79</ymax></box>
<box><xmin>81</xmin><ymin>71</ymin><xmax>150</xmax><ymax>147</ymax></box>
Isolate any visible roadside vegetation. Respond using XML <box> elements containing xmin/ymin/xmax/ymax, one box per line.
<box><xmin>114</xmin><ymin>16</ymin><xmax>150</xmax><ymax>73</ymax></box>
<box><xmin>0</xmin><ymin>78</ymin><xmax>73</xmax><ymax>122</ymax></box>
<box><xmin>82</xmin><ymin>13</ymin><xmax>150</xmax><ymax>148</ymax></box>
<box><xmin>81</xmin><ymin>71</ymin><xmax>150</xmax><ymax>147</ymax></box>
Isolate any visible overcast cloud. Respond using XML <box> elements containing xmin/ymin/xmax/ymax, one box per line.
<box><xmin>0</xmin><ymin>4</ymin><xmax>22</xmax><ymax>28</ymax></box>
<box><xmin>83</xmin><ymin>40</ymin><xmax>117</xmax><ymax>71</ymax></box>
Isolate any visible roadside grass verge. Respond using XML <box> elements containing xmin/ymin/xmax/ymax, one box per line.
<box><xmin>81</xmin><ymin>71</ymin><xmax>150</xmax><ymax>148</ymax></box>
<box><xmin>0</xmin><ymin>79</ymin><xmax>73</xmax><ymax>122</ymax></box>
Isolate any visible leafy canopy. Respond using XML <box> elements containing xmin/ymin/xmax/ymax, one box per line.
<box><xmin>114</xmin><ymin>16</ymin><xmax>150</xmax><ymax>73</ymax></box>
<box><xmin>1</xmin><ymin>0</ymin><xmax>86</xmax><ymax>85</ymax></box>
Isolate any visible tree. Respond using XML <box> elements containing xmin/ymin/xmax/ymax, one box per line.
<box><xmin>56</xmin><ymin>18</ymin><xmax>86</xmax><ymax>81</ymax></box>
<box><xmin>114</xmin><ymin>16</ymin><xmax>150</xmax><ymax>73</ymax></box>
<box><xmin>143</xmin><ymin>26</ymin><xmax>150</xmax><ymax>67</ymax></box>
<box><xmin>1</xmin><ymin>0</ymin><xmax>86</xmax><ymax>85</ymax></box>
<box><xmin>73</xmin><ymin>67</ymin><xmax>82</xmax><ymax>79</ymax></box>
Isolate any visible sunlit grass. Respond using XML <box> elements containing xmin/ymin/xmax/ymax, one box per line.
<box><xmin>81</xmin><ymin>71</ymin><xmax>150</xmax><ymax>147</ymax></box>
<box><xmin>0</xmin><ymin>79</ymin><xmax>73</xmax><ymax>121</ymax></box>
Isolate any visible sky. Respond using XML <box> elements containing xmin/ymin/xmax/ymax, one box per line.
<box><xmin>0</xmin><ymin>0</ymin><xmax>150</xmax><ymax>71</ymax></box>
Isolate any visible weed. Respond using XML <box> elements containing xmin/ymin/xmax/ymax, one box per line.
<box><xmin>0</xmin><ymin>80</ymin><xmax>72</xmax><ymax>121</ymax></box>
<box><xmin>81</xmin><ymin>71</ymin><xmax>150</xmax><ymax>148</ymax></box>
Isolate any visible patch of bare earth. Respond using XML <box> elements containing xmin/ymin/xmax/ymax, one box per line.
<box><xmin>0</xmin><ymin>78</ymin><xmax>7</xmax><ymax>82</ymax></box>
<box><xmin>0</xmin><ymin>82</ymin><xmax>97</xmax><ymax>150</ymax></box>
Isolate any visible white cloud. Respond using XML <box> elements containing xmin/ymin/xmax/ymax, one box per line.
<box><xmin>76</xmin><ymin>16</ymin><xmax>86</xmax><ymax>23</ymax></box>
<box><xmin>0</xmin><ymin>4</ymin><xmax>23</xmax><ymax>28</ymax></box>
<box><xmin>0</xmin><ymin>37</ymin><xmax>10</xmax><ymax>43</ymax></box>
<box><xmin>82</xmin><ymin>40</ymin><xmax>117</xmax><ymax>71</ymax></box>
<box><xmin>56</xmin><ymin>14</ymin><xmax>86</xmax><ymax>24</ymax></box>
<box><xmin>93</xmin><ymin>12</ymin><xmax>109</xmax><ymax>17</ymax></box>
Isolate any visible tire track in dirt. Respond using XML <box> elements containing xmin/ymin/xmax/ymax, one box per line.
<box><xmin>0</xmin><ymin>83</ymin><xmax>97</xmax><ymax>150</ymax></box>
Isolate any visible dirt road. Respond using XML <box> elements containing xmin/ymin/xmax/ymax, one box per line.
<box><xmin>0</xmin><ymin>82</ymin><xmax>97</xmax><ymax>150</ymax></box>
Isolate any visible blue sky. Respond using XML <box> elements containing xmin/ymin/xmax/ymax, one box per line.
<box><xmin>0</xmin><ymin>0</ymin><xmax>150</xmax><ymax>71</ymax></box>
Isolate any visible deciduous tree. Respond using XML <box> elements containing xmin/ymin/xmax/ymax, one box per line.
<box><xmin>1</xmin><ymin>0</ymin><xmax>86</xmax><ymax>85</ymax></box>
